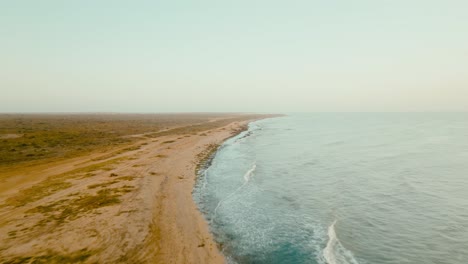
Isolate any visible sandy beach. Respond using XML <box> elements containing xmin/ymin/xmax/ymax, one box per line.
<box><xmin>0</xmin><ymin>114</ymin><xmax>270</xmax><ymax>263</ymax></box>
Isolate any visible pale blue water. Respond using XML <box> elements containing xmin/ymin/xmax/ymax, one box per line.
<box><xmin>193</xmin><ymin>113</ymin><xmax>468</xmax><ymax>264</ymax></box>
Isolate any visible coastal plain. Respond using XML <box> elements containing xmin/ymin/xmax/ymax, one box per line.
<box><xmin>0</xmin><ymin>113</ymin><xmax>273</xmax><ymax>263</ymax></box>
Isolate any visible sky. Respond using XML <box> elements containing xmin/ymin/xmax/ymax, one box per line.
<box><xmin>1</xmin><ymin>0</ymin><xmax>468</xmax><ymax>113</ymax></box>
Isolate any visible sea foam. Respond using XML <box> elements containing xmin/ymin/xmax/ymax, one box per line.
<box><xmin>213</xmin><ymin>162</ymin><xmax>257</xmax><ymax>219</ymax></box>
<box><xmin>322</xmin><ymin>220</ymin><xmax>360</xmax><ymax>264</ymax></box>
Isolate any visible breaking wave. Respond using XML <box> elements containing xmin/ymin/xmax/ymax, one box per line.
<box><xmin>322</xmin><ymin>220</ymin><xmax>360</xmax><ymax>264</ymax></box>
<box><xmin>213</xmin><ymin>162</ymin><xmax>257</xmax><ymax>218</ymax></box>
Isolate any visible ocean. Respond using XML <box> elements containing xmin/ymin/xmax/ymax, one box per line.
<box><xmin>193</xmin><ymin>113</ymin><xmax>468</xmax><ymax>264</ymax></box>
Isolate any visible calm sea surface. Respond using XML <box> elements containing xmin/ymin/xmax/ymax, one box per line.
<box><xmin>193</xmin><ymin>113</ymin><xmax>468</xmax><ymax>264</ymax></box>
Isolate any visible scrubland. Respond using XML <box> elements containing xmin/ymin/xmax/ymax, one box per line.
<box><xmin>0</xmin><ymin>113</ymin><xmax>275</xmax><ymax>263</ymax></box>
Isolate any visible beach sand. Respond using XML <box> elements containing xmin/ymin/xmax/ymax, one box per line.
<box><xmin>0</xmin><ymin>115</ymin><xmax>271</xmax><ymax>263</ymax></box>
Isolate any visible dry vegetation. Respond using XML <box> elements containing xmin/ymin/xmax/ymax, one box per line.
<box><xmin>0</xmin><ymin>113</ymin><xmax>236</xmax><ymax>170</ymax></box>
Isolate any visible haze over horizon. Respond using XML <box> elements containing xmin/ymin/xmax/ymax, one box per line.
<box><xmin>2</xmin><ymin>1</ymin><xmax>468</xmax><ymax>113</ymax></box>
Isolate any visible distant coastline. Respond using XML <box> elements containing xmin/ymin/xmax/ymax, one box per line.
<box><xmin>0</xmin><ymin>113</ymin><xmax>277</xmax><ymax>263</ymax></box>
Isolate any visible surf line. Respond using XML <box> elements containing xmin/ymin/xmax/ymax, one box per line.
<box><xmin>322</xmin><ymin>220</ymin><xmax>360</xmax><ymax>264</ymax></box>
<box><xmin>234</xmin><ymin>124</ymin><xmax>261</xmax><ymax>143</ymax></box>
<box><xmin>212</xmin><ymin>162</ymin><xmax>257</xmax><ymax>221</ymax></box>
<box><xmin>323</xmin><ymin>220</ymin><xmax>339</xmax><ymax>264</ymax></box>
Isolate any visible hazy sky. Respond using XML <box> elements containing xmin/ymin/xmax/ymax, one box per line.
<box><xmin>2</xmin><ymin>1</ymin><xmax>468</xmax><ymax>112</ymax></box>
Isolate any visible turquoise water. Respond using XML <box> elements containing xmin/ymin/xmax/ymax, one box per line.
<box><xmin>193</xmin><ymin>113</ymin><xmax>468</xmax><ymax>264</ymax></box>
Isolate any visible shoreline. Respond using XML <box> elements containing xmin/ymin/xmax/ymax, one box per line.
<box><xmin>0</xmin><ymin>115</ymin><xmax>277</xmax><ymax>263</ymax></box>
<box><xmin>153</xmin><ymin>117</ymin><xmax>272</xmax><ymax>263</ymax></box>
<box><xmin>192</xmin><ymin>116</ymin><xmax>275</xmax><ymax>262</ymax></box>
<box><xmin>150</xmin><ymin>120</ymin><xmax>254</xmax><ymax>263</ymax></box>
